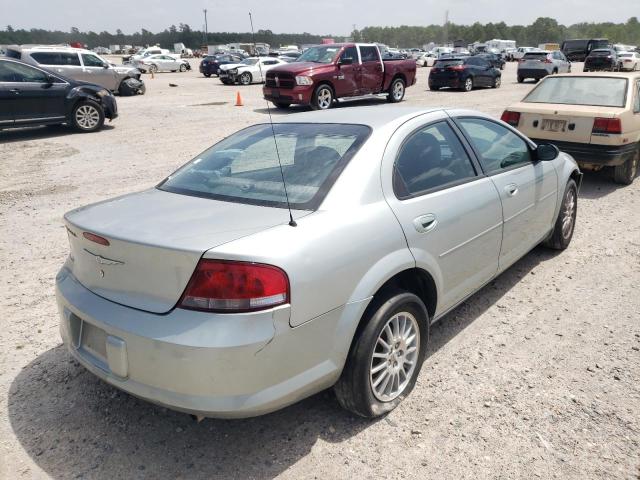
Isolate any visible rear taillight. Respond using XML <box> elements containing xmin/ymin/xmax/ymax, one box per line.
<box><xmin>447</xmin><ymin>65</ymin><xmax>465</xmax><ymax>71</ymax></box>
<box><xmin>83</xmin><ymin>231</ymin><xmax>110</xmax><ymax>246</ymax></box>
<box><xmin>179</xmin><ymin>260</ymin><xmax>289</xmax><ymax>312</ymax></box>
<box><xmin>592</xmin><ymin>117</ymin><xmax>622</xmax><ymax>134</ymax></box>
<box><xmin>501</xmin><ymin>110</ymin><xmax>521</xmax><ymax>127</ymax></box>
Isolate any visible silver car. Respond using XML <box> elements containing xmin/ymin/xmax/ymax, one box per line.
<box><xmin>7</xmin><ymin>45</ymin><xmax>143</xmax><ymax>94</ymax></box>
<box><xmin>133</xmin><ymin>54</ymin><xmax>190</xmax><ymax>73</ymax></box>
<box><xmin>56</xmin><ymin>107</ymin><xmax>582</xmax><ymax>419</ymax></box>
<box><xmin>517</xmin><ymin>50</ymin><xmax>571</xmax><ymax>83</ymax></box>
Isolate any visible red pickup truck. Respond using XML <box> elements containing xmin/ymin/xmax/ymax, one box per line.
<box><xmin>262</xmin><ymin>43</ymin><xmax>417</xmax><ymax>110</ymax></box>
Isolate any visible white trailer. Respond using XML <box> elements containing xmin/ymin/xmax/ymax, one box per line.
<box><xmin>485</xmin><ymin>39</ymin><xmax>516</xmax><ymax>53</ymax></box>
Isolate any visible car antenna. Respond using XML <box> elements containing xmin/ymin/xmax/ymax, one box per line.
<box><xmin>249</xmin><ymin>12</ymin><xmax>297</xmax><ymax>227</ymax></box>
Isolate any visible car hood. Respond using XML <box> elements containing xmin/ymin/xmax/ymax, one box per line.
<box><xmin>63</xmin><ymin>188</ymin><xmax>309</xmax><ymax>313</ymax></box>
<box><xmin>219</xmin><ymin>63</ymin><xmax>245</xmax><ymax>71</ymax></box>
<box><xmin>112</xmin><ymin>65</ymin><xmax>140</xmax><ymax>75</ymax></box>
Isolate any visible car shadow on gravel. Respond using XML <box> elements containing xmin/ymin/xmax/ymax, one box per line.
<box><xmin>578</xmin><ymin>170</ymin><xmax>633</xmax><ymax>199</ymax></box>
<box><xmin>0</xmin><ymin>124</ymin><xmax>115</xmax><ymax>143</ymax></box>
<box><xmin>8</xmin><ymin>246</ymin><xmax>560</xmax><ymax>480</ymax></box>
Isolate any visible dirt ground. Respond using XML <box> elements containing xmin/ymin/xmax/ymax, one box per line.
<box><xmin>1</xmin><ymin>60</ymin><xmax>639</xmax><ymax>480</ymax></box>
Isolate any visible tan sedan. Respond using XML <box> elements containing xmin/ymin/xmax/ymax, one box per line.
<box><xmin>502</xmin><ymin>72</ymin><xmax>640</xmax><ymax>184</ymax></box>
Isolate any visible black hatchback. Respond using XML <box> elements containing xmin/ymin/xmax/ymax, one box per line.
<box><xmin>583</xmin><ymin>49</ymin><xmax>620</xmax><ymax>72</ymax></box>
<box><xmin>429</xmin><ymin>57</ymin><xmax>501</xmax><ymax>92</ymax></box>
<box><xmin>0</xmin><ymin>58</ymin><xmax>117</xmax><ymax>133</ymax></box>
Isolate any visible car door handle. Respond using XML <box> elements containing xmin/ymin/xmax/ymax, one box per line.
<box><xmin>413</xmin><ymin>214</ymin><xmax>437</xmax><ymax>233</ymax></box>
<box><xmin>505</xmin><ymin>183</ymin><xmax>519</xmax><ymax>196</ymax></box>
<box><xmin>9</xmin><ymin>88</ymin><xmax>20</xmax><ymax>94</ymax></box>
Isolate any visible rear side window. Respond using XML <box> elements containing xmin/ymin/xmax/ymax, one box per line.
<box><xmin>30</xmin><ymin>52</ymin><xmax>80</xmax><ymax>66</ymax></box>
<box><xmin>359</xmin><ymin>46</ymin><xmax>379</xmax><ymax>63</ymax></box>
<box><xmin>159</xmin><ymin>123</ymin><xmax>371</xmax><ymax>210</ymax></box>
<box><xmin>458</xmin><ymin>118</ymin><xmax>532</xmax><ymax>173</ymax></box>
<box><xmin>394</xmin><ymin>122</ymin><xmax>477</xmax><ymax>198</ymax></box>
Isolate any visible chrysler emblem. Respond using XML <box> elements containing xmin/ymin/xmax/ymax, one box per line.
<box><xmin>275</xmin><ymin>76</ymin><xmax>280</xmax><ymax>87</ymax></box>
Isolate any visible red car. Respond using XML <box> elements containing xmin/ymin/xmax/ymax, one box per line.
<box><xmin>263</xmin><ymin>43</ymin><xmax>417</xmax><ymax>110</ymax></box>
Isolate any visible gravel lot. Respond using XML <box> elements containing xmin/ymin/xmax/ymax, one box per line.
<box><xmin>1</xmin><ymin>60</ymin><xmax>639</xmax><ymax>480</ymax></box>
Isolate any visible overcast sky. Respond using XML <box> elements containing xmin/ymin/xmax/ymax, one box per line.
<box><xmin>1</xmin><ymin>0</ymin><xmax>638</xmax><ymax>35</ymax></box>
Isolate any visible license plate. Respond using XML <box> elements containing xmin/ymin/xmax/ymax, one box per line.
<box><xmin>541</xmin><ymin>119</ymin><xmax>567</xmax><ymax>133</ymax></box>
<box><xmin>81</xmin><ymin>321</ymin><xmax>107</xmax><ymax>361</ymax></box>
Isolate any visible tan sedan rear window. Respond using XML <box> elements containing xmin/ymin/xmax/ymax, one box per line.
<box><xmin>524</xmin><ymin>77</ymin><xmax>627</xmax><ymax>108</ymax></box>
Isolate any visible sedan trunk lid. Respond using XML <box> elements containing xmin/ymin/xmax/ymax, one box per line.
<box><xmin>64</xmin><ymin>188</ymin><xmax>302</xmax><ymax>314</ymax></box>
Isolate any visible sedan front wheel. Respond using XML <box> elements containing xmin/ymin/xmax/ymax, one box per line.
<box><xmin>334</xmin><ymin>291</ymin><xmax>429</xmax><ymax>417</ymax></box>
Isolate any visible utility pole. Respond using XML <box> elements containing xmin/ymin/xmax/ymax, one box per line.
<box><xmin>203</xmin><ymin>9</ymin><xmax>208</xmax><ymax>44</ymax></box>
<box><xmin>444</xmin><ymin>10</ymin><xmax>449</xmax><ymax>46</ymax></box>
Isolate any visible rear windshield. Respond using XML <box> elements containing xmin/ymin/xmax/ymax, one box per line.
<box><xmin>523</xmin><ymin>77</ymin><xmax>628</xmax><ymax>108</ymax></box>
<box><xmin>523</xmin><ymin>52</ymin><xmax>548</xmax><ymax>59</ymax></box>
<box><xmin>434</xmin><ymin>59</ymin><xmax>463</xmax><ymax>67</ymax></box>
<box><xmin>158</xmin><ymin>123</ymin><xmax>371</xmax><ymax>210</ymax></box>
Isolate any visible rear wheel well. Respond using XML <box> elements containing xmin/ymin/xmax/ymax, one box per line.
<box><xmin>391</xmin><ymin>73</ymin><xmax>407</xmax><ymax>85</ymax></box>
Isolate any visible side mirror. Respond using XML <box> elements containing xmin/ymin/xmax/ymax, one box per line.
<box><xmin>102</xmin><ymin>62</ymin><xmax>109</xmax><ymax>69</ymax></box>
<box><xmin>339</xmin><ymin>57</ymin><xmax>353</xmax><ymax>66</ymax></box>
<box><xmin>536</xmin><ymin>143</ymin><xmax>560</xmax><ymax>161</ymax></box>
<box><xmin>45</xmin><ymin>74</ymin><xmax>55</xmax><ymax>84</ymax></box>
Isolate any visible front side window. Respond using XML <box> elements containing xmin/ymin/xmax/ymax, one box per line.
<box><xmin>159</xmin><ymin>123</ymin><xmax>371</xmax><ymax>209</ymax></box>
<box><xmin>296</xmin><ymin>46</ymin><xmax>340</xmax><ymax>64</ymax></box>
<box><xmin>458</xmin><ymin>118</ymin><xmax>531</xmax><ymax>173</ymax></box>
<box><xmin>0</xmin><ymin>61</ymin><xmax>49</xmax><ymax>83</ymax></box>
<box><xmin>81</xmin><ymin>53</ymin><xmax>105</xmax><ymax>67</ymax></box>
<box><xmin>394</xmin><ymin>122</ymin><xmax>477</xmax><ymax>198</ymax></box>
<box><xmin>340</xmin><ymin>46</ymin><xmax>358</xmax><ymax>63</ymax></box>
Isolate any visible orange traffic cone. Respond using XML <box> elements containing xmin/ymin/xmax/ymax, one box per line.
<box><xmin>235</xmin><ymin>91</ymin><xmax>243</xmax><ymax>106</ymax></box>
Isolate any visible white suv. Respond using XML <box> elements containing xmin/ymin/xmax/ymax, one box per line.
<box><xmin>5</xmin><ymin>45</ymin><xmax>144</xmax><ymax>94</ymax></box>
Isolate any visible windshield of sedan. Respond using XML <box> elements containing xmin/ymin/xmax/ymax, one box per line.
<box><xmin>241</xmin><ymin>58</ymin><xmax>258</xmax><ymax>65</ymax></box>
<box><xmin>158</xmin><ymin>123</ymin><xmax>371</xmax><ymax>210</ymax></box>
<box><xmin>295</xmin><ymin>46</ymin><xmax>340</xmax><ymax>64</ymax></box>
<box><xmin>523</xmin><ymin>77</ymin><xmax>628</xmax><ymax>107</ymax></box>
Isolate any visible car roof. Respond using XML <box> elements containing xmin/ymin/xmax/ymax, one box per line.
<box><xmin>274</xmin><ymin>106</ymin><xmax>445</xmax><ymax>129</ymax></box>
<box><xmin>8</xmin><ymin>44</ymin><xmax>94</xmax><ymax>55</ymax></box>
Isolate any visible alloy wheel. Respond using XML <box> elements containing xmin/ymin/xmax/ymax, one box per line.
<box><xmin>494</xmin><ymin>77</ymin><xmax>501</xmax><ymax>88</ymax></box>
<box><xmin>561</xmin><ymin>187</ymin><xmax>576</xmax><ymax>240</ymax></box>
<box><xmin>316</xmin><ymin>87</ymin><xmax>332</xmax><ymax>109</ymax></box>
<box><xmin>74</xmin><ymin>105</ymin><xmax>100</xmax><ymax>130</ymax></box>
<box><xmin>369</xmin><ymin>311</ymin><xmax>420</xmax><ymax>402</ymax></box>
<box><xmin>392</xmin><ymin>80</ymin><xmax>404</xmax><ymax>100</ymax></box>
<box><xmin>240</xmin><ymin>73</ymin><xmax>251</xmax><ymax>85</ymax></box>
<box><xmin>464</xmin><ymin>77</ymin><xmax>473</xmax><ymax>91</ymax></box>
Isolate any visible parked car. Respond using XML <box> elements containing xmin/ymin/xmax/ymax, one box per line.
<box><xmin>126</xmin><ymin>47</ymin><xmax>171</xmax><ymax>63</ymax></box>
<box><xmin>428</xmin><ymin>56</ymin><xmax>501</xmax><ymax>91</ymax></box>
<box><xmin>278</xmin><ymin>52</ymin><xmax>301</xmax><ymax>62</ymax></box>
<box><xmin>218</xmin><ymin>57</ymin><xmax>287</xmax><ymax>85</ymax></box>
<box><xmin>199</xmin><ymin>54</ymin><xmax>245</xmax><ymax>77</ymax></box>
<box><xmin>511</xmin><ymin>47</ymin><xmax>539</xmax><ymax>61</ymax></box>
<box><xmin>133</xmin><ymin>54</ymin><xmax>190</xmax><ymax>73</ymax></box>
<box><xmin>618</xmin><ymin>51</ymin><xmax>640</xmax><ymax>71</ymax></box>
<box><xmin>503</xmin><ymin>72</ymin><xmax>640</xmax><ymax>184</ymax></box>
<box><xmin>4</xmin><ymin>45</ymin><xmax>144</xmax><ymax>95</ymax></box>
<box><xmin>584</xmin><ymin>49</ymin><xmax>620</xmax><ymax>72</ymax></box>
<box><xmin>561</xmin><ymin>38</ymin><xmax>610</xmax><ymax>62</ymax></box>
<box><xmin>416</xmin><ymin>52</ymin><xmax>437</xmax><ymax>67</ymax></box>
<box><xmin>474</xmin><ymin>52</ymin><xmax>505</xmax><ymax>70</ymax></box>
<box><xmin>0</xmin><ymin>58</ymin><xmax>117</xmax><ymax>132</ymax></box>
<box><xmin>55</xmin><ymin>106</ymin><xmax>581</xmax><ymax>419</ymax></box>
<box><xmin>503</xmin><ymin>48</ymin><xmax>518</xmax><ymax>61</ymax></box>
<box><xmin>262</xmin><ymin>43</ymin><xmax>416</xmax><ymax>110</ymax></box>
<box><xmin>517</xmin><ymin>50</ymin><xmax>571</xmax><ymax>83</ymax></box>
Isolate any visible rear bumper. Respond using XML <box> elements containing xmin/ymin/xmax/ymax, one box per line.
<box><xmin>55</xmin><ymin>266</ymin><xmax>366</xmax><ymax>418</ymax></box>
<box><xmin>517</xmin><ymin>68</ymin><xmax>549</xmax><ymax>79</ymax></box>
<box><xmin>531</xmin><ymin>138</ymin><xmax>637</xmax><ymax>167</ymax></box>
<box><xmin>428</xmin><ymin>75</ymin><xmax>462</xmax><ymax>88</ymax></box>
<box><xmin>263</xmin><ymin>85</ymin><xmax>313</xmax><ymax>105</ymax></box>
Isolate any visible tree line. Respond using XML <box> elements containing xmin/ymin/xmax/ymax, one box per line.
<box><xmin>1</xmin><ymin>17</ymin><xmax>639</xmax><ymax>50</ymax></box>
<box><xmin>353</xmin><ymin>17</ymin><xmax>640</xmax><ymax>47</ymax></box>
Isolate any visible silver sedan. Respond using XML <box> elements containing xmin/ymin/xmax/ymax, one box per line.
<box><xmin>56</xmin><ymin>107</ymin><xmax>582</xmax><ymax>418</ymax></box>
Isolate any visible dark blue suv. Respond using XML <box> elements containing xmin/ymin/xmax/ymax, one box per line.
<box><xmin>199</xmin><ymin>54</ymin><xmax>245</xmax><ymax>77</ymax></box>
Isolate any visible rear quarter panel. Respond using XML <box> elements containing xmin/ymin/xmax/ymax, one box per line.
<box><xmin>382</xmin><ymin>60</ymin><xmax>417</xmax><ymax>90</ymax></box>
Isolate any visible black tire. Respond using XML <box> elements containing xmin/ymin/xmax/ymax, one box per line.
<box><xmin>387</xmin><ymin>77</ymin><xmax>406</xmax><ymax>103</ymax></box>
<box><xmin>149</xmin><ymin>64</ymin><xmax>158</xmax><ymax>74</ymax></box>
<box><xmin>462</xmin><ymin>76</ymin><xmax>473</xmax><ymax>92</ymax></box>
<box><xmin>179</xmin><ymin>64</ymin><xmax>187</xmax><ymax>72</ymax></box>
<box><xmin>334</xmin><ymin>291</ymin><xmax>429</xmax><ymax>418</ymax></box>
<box><xmin>221</xmin><ymin>79</ymin><xmax>232</xmax><ymax>85</ymax></box>
<box><xmin>118</xmin><ymin>77</ymin><xmax>145</xmax><ymax>96</ymax></box>
<box><xmin>273</xmin><ymin>102</ymin><xmax>291</xmax><ymax>109</ymax></box>
<box><xmin>204</xmin><ymin>73</ymin><xmax>211</xmax><ymax>78</ymax></box>
<box><xmin>613</xmin><ymin>147</ymin><xmax>639</xmax><ymax>185</ymax></box>
<box><xmin>552</xmin><ymin>68</ymin><xmax>558</xmax><ymax>74</ymax></box>
<box><xmin>239</xmin><ymin>72</ymin><xmax>252</xmax><ymax>85</ymax></box>
<box><xmin>429</xmin><ymin>85</ymin><xmax>440</xmax><ymax>91</ymax></box>
<box><xmin>310</xmin><ymin>84</ymin><xmax>334</xmax><ymax>110</ymax></box>
<box><xmin>70</xmin><ymin>100</ymin><xmax>105</xmax><ymax>133</ymax></box>
<box><xmin>543</xmin><ymin>179</ymin><xmax>578</xmax><ymax>250</ymax></box>
<box><xmin>492</xmin><ymin>76</ymin><xmax>501</xmax><ymax>88</ymax></box>
<box><xmin>517</xmin><ymin>76</ymin><xmax>524</xmax><ymax>83</ymax></box>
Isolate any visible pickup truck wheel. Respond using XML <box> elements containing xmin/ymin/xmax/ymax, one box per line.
<box><xmin>387</xmin><ymin>78</ymin><xmax>406</xmax><ymax>103</ymax></box>
<box><xmin>463</xmin><ymin>77</ymin><xmax>473</xmax><ymax>92</ymax></box>
<box><xmin>240</xmin><ymin>72</ymin><xmax>252</xmax><ymax>85</ymax></box>
<box><xmin>334</xmin><ymin>291</ymin><xmax>429</xmax><ymax>418</ymax></box>
<box><xmin>613</xmin><ymin>148</ymin><xmax>639</xmax><ymax>185</ymax></box>
<box><xmin>311</xmin><ymin>84</ymin><xmax>333</xmax><ymax>110</ymax></box>
<box><xmin>543</xmin><ymin>179</ymin><xmax>577</xmax><ymax>250</ymax></box>
<box><xmin>273</xmin><ymin>102</ymin><xmax>291</xmax><ymax>109</ymax></box>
